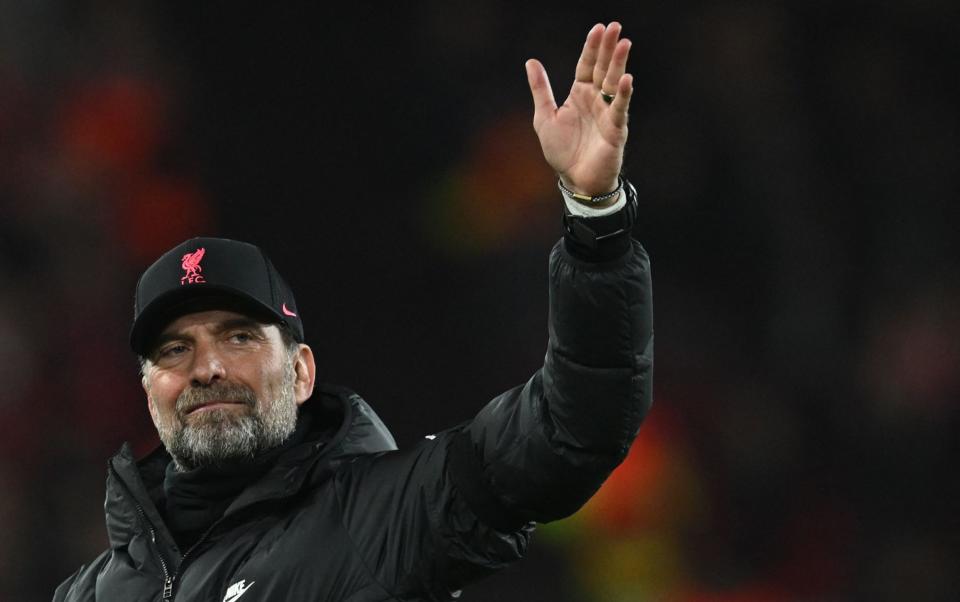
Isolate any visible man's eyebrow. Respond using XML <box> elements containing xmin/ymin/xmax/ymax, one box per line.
<box><xmin>152</xmin><ymin>330</ymin><xmax>190</xmax><ymax>351</ymax></box>
<box><xmin>214</xmin><ymin>317</ymin><xmax>268</xmax><ymax>335</ymax></box>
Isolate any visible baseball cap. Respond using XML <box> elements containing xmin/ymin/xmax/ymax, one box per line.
<box><xmin>130</xmin><ymin>237</ymin><xmax>304</xmax><ymax>355</ymax></box>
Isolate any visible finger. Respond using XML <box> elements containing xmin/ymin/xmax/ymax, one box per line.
<box><xmin>593</xmin><ymin>21</ymin><xmax>622</xmax><ymax>91</ymax></box>
<box><xmin>574</xmin><ymin>23</ymin><xmax>605</xmax><ymax>83</ymax></box>
<box><xmin>525</xmin><ymin>59</ymin><xmax>557</xmax><ymax>128</ymax></box>
<box><xmin>602</xmin><ymin>38</ymin><xmax>632</xmax><ymax>98</ymax></box>
<box><xmin>609</xmin><ymin>73</ymin><xmax>634</xmax><ymax>129</ymax></box>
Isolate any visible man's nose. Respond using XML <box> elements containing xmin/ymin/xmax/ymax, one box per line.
<box><xmin>189</xmin><ymin>341</ymin><xmax>227</xmax><ymax>386</ymax></box>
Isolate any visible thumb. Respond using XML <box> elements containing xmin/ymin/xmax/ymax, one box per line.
<box><xmin>525</xmin><ymin>59</ymin><xmax>556</xmax><ymax>129</ymax></box>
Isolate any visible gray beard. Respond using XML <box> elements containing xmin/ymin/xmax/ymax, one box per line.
<box><xmin>157</xmin><ymin>363</ymin><xmax>298</xmax><ymax>472</ymax></box>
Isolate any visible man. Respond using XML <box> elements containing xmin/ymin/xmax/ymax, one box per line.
<box><xmin>54</xmin><ymin>22</ymin><xmax>653</xmax><ymax>601</ymax></box>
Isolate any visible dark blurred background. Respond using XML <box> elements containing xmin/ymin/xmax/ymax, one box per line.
<box><xmin>1</xmin><ymin>2</ymin><xmax>957</xmax><ymax>601</ymax></box>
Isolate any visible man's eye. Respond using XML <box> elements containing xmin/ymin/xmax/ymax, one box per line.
<box><xmin>159</xmin><ymin>344</ymin><xmax>187</xmax><ymax>358</ymax></box>
<box><xmin>230</xmin><ymin>332</ymin><xmax>253</xmax><ymax>343</ymax></box>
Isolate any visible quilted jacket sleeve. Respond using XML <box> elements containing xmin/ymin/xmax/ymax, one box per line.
<box><xmin>448</xmin><ymin>231</ymin><xmax>654</xmax><ymax>530</ymax></box>
<box><xmin>335</xmin><ymin>206</ymin><xmax>652</xmax><ymax>600</ymax></box>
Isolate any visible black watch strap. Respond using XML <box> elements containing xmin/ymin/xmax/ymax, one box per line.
<box><xmin>562</xmin><ymin>178</ymin><xmax>639</xmax><ymax>251</ymax></box>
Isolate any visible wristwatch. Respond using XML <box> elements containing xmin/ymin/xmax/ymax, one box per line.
<box><xmin>562</xmin><ymin>178</ymin><xmax>639</xmax><ymax>250</ymax></box>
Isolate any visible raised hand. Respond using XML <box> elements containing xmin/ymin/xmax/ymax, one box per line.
<box><xmin>525</xmin><ymin>22</ymin><xmax>634</xmax><ymax>198</ymax></box>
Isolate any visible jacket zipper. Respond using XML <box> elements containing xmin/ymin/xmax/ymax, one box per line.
<box><xmin>164</xmin><ymin>520</ymin><xmax>221</xmax><ymax>600</ymax></box>
<box><xmin>110</xmin><ymin>463</ymin><xmax>247</xmax><ymax>601</ymax></box>
<box><xmin>128</xmin><ymin>489</ymin><xmax>222</xmax><ymax>600</ymax></box>
<box><xmin>110</xmin><ymin>463</ymin><xmax>228</xmax><ymax>600</ymax></box>
<box><xmin>109</xmin><ymin>464</ymin><xmax>175</xmax><ymax>600</ymax></box>
<box><xmin>128</xmin><ymin>498</ymin><xmax>174</xmax><ymax>599</ymax></box>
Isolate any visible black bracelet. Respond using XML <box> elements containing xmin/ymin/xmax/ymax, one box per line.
<box><xmin>557</xmin><ymin>175</ymin><xmax>624</xmax><ymax>205</ymax></box>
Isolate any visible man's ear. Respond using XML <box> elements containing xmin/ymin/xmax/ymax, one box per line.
<box><xmin>292</xmin><ymin>344</ymin><xmax>316</xmax><ymax>405</ymax></box>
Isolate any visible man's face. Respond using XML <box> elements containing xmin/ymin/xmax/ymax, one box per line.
<box><xmin>141</xmin><ymin>309</ymin><xmax>315</xmax><ymax>471</ymax></box>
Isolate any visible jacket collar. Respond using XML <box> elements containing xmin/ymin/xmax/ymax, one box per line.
<box><xmin>105</xmin><ymin>384</ymin><xmax>397</xmax><ymax>550</ymax></box>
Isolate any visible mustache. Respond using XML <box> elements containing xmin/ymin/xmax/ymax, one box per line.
<box><xmin>175</xmin><ymin>380</ymin><xmax>258</xmax><ymax>418</ymax></box>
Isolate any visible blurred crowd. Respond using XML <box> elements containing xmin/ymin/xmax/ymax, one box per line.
<box><xmin>1</xmin><ymin>2</ymin><xmax>957</xmax><ymax>601</ymax></box>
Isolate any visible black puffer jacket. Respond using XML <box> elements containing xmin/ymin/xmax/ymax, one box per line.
<box><xmin>53</xmin><ymin>232</ymin><xmax>653</xmax><ymax>602</ymax></box>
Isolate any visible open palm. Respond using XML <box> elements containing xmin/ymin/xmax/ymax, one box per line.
<box><xmin>526</xmin><ymin>22</ymin><xmax>634</xmax><ymax>197</ymax></box>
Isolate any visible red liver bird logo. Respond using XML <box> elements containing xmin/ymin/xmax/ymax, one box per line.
<box><xmin>180</xmin><ymin>247</ymin><xmax>206</xmax><ymax>284</ymax></box>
